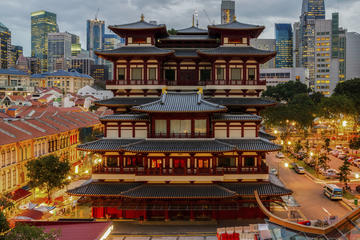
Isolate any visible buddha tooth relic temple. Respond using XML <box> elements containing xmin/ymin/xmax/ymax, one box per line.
<box><xmin>67</xmin><ymin>15</ymin><xmax>293</xmax><ymax>221</ymax></box>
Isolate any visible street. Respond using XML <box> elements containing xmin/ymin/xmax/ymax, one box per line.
<box><xmin>267</xmin><ymin>152</ymin><xmax>350</xmax><ymax>221</ymax></box>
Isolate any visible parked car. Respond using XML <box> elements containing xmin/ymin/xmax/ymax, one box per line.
<box><xmin>343</xmin><ymin>147</ymin><xmax>349</xmax><ymax>154</ymax></box>
<box><xmin>294</xmin><ymin>164</ymin><xmax>305</xmax><ymax>174</ymax></box>
<box><xmin>269</xmin><ymin>168</ymin><xmax>278</xmax><ymax>176</ymax></box>
<box><xmin>331</xmin><ymin>150</ymin><xmax>339</xmax><ymax>157</ymax></box>
<box><xmin>338</xmin><ymin>153</ymin><xmax>347</xmax><ymax>160</ymax></box>
<box><xmin>336</xmin><ymin>145</ymin><xmax>343</xmax><ymax>150</ymax></box>
<box><xmin>353</xmin><ymin>159</ymin><xmax>360</xmax><ymax>168</ymax></box>
<box><xmin>323</xmin><ymin>169</ymin><xmax>339</xmax><ymax>178</ymax></box>
<box><xmin>276</xmin><ymin>152</ymin><xmax>285</xmax><ymax>158</ymax></box>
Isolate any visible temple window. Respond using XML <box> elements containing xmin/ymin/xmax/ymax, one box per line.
<box><xmin>200</xmin><ymin>69</ymin><xmax>211</xmax><ymax>82</ymax></box>
<box><xmin>231</xmin><ymin>68</ymin><xmax>242</xmax><ymax>81</ymax></box>
<box><xmin>151</xmin><ymin>159</ymin><xmax>162</xmax><ymax>168</ymax></box>
<box><xmin>131</xmin><ymin>68</ymin><xmax>142</xmax><ymax>81</ymax></box>
<box><xmin>244</xmin><ymin>157</ymin><xmax>255</xmax><ymax>167</ymax></box>
<box><xmin>170</xmin><ymin>120</ymin><xmax>191</xmax><ymax>136</ymax></box>
<box><xmin>194</xmin><ymin>120</ymin><xmax>207</xmax><ymax>134</ymax></box>
<box><xmin>107</xmin><ymin>156</ymin><xmax>118</xmax><ymax>167</ymax></box>
<box><xmin>198</xmin><ymin>159</ymin><xmax>209</xmax><ymax>168</ymax></box>
<box><xmin>155</xmin><ymin>120</ymin><xmax>167</xmax><ymax>135</ymax></box>
<box><xmin>218</xmin><ymin>156</ymin><xmax>236</xmax><ymax>168</ymax></box>
<box><xmin>247</xmin><ymin>68</ymin><xmax>256</xmax><ymax>81</ymax></box>
<box><xmin>133</xmin><ymin>37</ymin><xmax>147</xmax><ymax>44</ymax></box>
<box><xmin>117</xmin><ymin>68</ymin><xmax>126</xmax><ymax>80</ymax></box>
<box><xmin>125</xmin><ymin>157</ymin><xmax>137</xmax><ymax>167</ymax></box>
<box><xmin>165</xmin><ymin>69</ymin><xmax>175</xmax><ymax>82</ymax></box>
<box><xmin>148</xmin><ymin>68</ymin><xmax>157</xmax><ymax>80</ymax></box>
<box><xmin>216</xmin><ymin>68</ymin><xmax>225</xmax><ymax>80</ymax></box>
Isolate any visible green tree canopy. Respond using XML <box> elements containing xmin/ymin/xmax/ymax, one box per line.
<box><xmin>5</xmin><ymin>224</ymin><xmax>58</xmax><ymax>240</ymax></box>
<box><xmin>320</xmin><ymin>95</ymin><xmax>357</xmax><ymax>119</ymax></box>
<box><xmin>167</xmin><ymin>28</ymin><xmax>177</xmax><ymax>35</ymax></box>
<box><xmin>26</xmin><ymin>155</ymin><xmax>70</xmax><ymax>200</ymax></box>
<box><xmin>262</xmin><ymin>80</ymin><xmax>310</xmax><ymax>102</ymax></box>
<box><xmin>339</xmin><ymin>159</ymin><xmax>351</xmax><ymax>188</ymax></box>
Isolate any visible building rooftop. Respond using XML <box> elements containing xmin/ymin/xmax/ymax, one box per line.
<box><xmin>176</xmin><ymin>26</ymin><xmax>209</xmax><ymax>35</ymax></box>
<box><xmin>132</xmin><ymin>92</ymin><xmax>227</xmax><ymax>113</ymax></box>
<box><xmin>0</xmin><ymin>68</ymin><xmax>29</xmax><ymax>76</ymax></box>
<box><xmin>213</xmin><ymin>114</ymin><xmax>262</xmax><ymax>122</ymax></box>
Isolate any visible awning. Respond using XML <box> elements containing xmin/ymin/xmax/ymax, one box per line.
<box><xmin>11</xmin><ymin>188</ymin><xmax>32</xmax><ymax>202</ymax></box>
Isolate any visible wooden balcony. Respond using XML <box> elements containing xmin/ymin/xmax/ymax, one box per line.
<box><xmin>92</xmin><ymin>165</ymin><xmax>269</xmax><ymax>176</ymax></box>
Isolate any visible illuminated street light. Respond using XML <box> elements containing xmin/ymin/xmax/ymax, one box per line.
<box><xmin>287</xmin><ymin>141</ymin><xmax>292</xmax><ymax>146</ymax></box>
<box><xmin>342</xmin><ymin>120</ymin><xmax>347</xmax><ymax>127</ymax></box>
<box><xmin>67</xmin><ymin>176</ymin><xmax>72</xmax><ymax>180</ymax></box>
<box><xmin>284</xmin><ymin>163</ymin><xmax>289</xmax><ymax>168</ymax></box>
<box><xmin>274</xmin><ymin>130</ymin><xmax>278</xmax><ymax>134</ymax></box>
<box><xmin>85</xmin><ymin>170</ymin><xmax>89</xmax><ymax>174</ymax></box>
<box><xmin>356</xmin><ymin>173</ymin><xmax>359</xmax><ymax>179</ymax></box>
<box><xmin>310</xmin><ymin>152</ymin><xmax>314</xmax><ymax>157</ymax></box>
<box><xmin>281</xmin><ymin>140</ymin><xmax>284</xmax><ymax>145</ymax></box>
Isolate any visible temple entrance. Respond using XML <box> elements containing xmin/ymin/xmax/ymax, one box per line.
<box><xmin>173</xmin><ymin>158</ymin><xmax>186</xmax><ymax>175</ymax></box>
<box><xmin>179</xmin><ymin>70</ymin><xmax>197</xmax><ymax>86</ymax></box>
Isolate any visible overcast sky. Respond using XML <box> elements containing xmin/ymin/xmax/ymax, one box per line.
<box><xmin>1</xmin><ymin>0</ymin><xmax>359</xmax><ymax>56</ymax></box>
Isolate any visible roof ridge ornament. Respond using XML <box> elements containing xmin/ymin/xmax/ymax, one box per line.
<box><xmin>161</xmin><ymin>88</ymin><xmax>167</xmax><ymax>105</ymax></box>
<box><xmin>140</xmin><ymin>14</ymin><xmax>145</xmax><ymax>22</ymax></box>
<box><xmin>197</xmin><ymin>88</ymin><xmax>203</xmax><ymax>104</ymax></box>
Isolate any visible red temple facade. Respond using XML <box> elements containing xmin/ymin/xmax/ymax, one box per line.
<box><xmin>67</xmin><ymin>16</ymin><xmax>292</xmax><ymax>221</ymax></box>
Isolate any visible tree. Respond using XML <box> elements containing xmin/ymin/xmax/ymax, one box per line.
<box><xmin>318</xmin><ymin>154</ymin><xmax>330</xmax><ymax>172</ymax></box>
<box><xmin>5</xmin><ymin>224</ymin><xmax>58</xmax><ymax>240</ymax></box>
<box><xmin>262</xmin><ymin>80</ymin><xmax>310</xmax><ymax>103</ymax></box>
<box><xmin>350</xmin><ymin>137</ymin><xmax>360</xmax><ymax>151</ymax></box>
<box><xmin>167</xmin><ymin>28</ymin><xmax>177</xmax><ymax>35</ymax></box>
<box><xmin>339</xmin><ymin>159</ymin><xmax>351</xmax><ymax>189</ymax></box>
<box><xmin>323</xmin><ymin>138</ymin><xmax>331</xmax><ymax>153</ymax></box>
<box><xmin>26</xmin><ymin>155</ymin><xmax>71</xmax><ymax>201</ymax></box>
<box><xmin>0</xmin><ymin>211</ymin><xmax>9</xmax><ymax>238</ymax></box>
<box><xmin>294</xmin><ymin>140</ymin><xmax>302</xmax><ymax>153</ymax></box>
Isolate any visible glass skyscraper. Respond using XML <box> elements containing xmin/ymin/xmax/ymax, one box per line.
<box><xmin>299</xmin><ymin>0</ymin><xmax>325</xmax><ymax>87</ymax></box>
<box><xmin>275</xmin><ymin>24</ymin><xmax>293</xmax><ymax>68</ymax></box>
<box><xmin>221</xmin><ymin>0</ymin><xmax>235</xmax><ymax>24</ymax></box>
<box><xmin>86</xmin><ymin>19</ymin><xmax>105</xmax><ymax>64</ymax></box>
<box><xmin>31</xmin><ymin>10</ymin><xmax>58</xmax><ymax>73</ymax></box>
<box><xmin>47</xmin><ymin>32</ymin><xmax>72</xmax><ymax>72</ymax></box>
<box><xmin>0</xmin><ymin>22</ymin><xmax>11</xmax><ymax>69</ymax></box>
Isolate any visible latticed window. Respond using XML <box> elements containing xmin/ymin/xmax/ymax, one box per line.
<box><xmin>148</xmin><ymin>68</ymin><xmax>157</xmax><ymax>80</ymax></box>
<box><xmin>117</xmin><ymin>68</ymin><xmax>125</xmax><ymax>80</ymax></box>
<box><xmin>216</xmin><ymin>68</ymin><xmax>225</xmax><ymax>80</ymax></box>
<box><xmin>131</xmin><ymin>68</ymin><xmax>142</xmax><ymax>80</ymax></box>
<box><xmin>231</xmin><ymin>68</ymin><xmax>242</xmax><ymax>80</ymax></box>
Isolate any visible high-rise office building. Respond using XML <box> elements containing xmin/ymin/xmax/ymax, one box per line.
<box><xmin>250</xmin><ymin>39</ymin><xmax>276</xmax><ymax>69</ymax></box>
<box><xmin>346</xmin><ymin>32</ymin><xmax>360</xmax><ymax>80</ymax></box>
<box><xmin>87</xmin><ymin>19</ymin><xmax>105</xmax><ymax>64</ymax></box>
<box><xmin>66</xmin><ymin>32</ymin><xmax>82</xmax><ymax>56</ymax></box>
<box><xmin>221</xmin><ymin>0</ymin><xmax>235</xmax><ymax>24</ymax></box>
<box><xmin>31</xmin><ymin>10</ymin><xmax>58</xmax><ymax>72</ymax></box>
<box><xmin>275</xmin><ymin>24</ymin><xmax>293</xmax><ymax>68</ymax></box>
<box><xmin>314</xmin><ymin>13</ymin><xmax>346</xmax><ymax>96</ymax></box>
<box><xmin>47</xmin><ymin>32</ymin><xmax>72</xmax><ymax>72</ymax></box>
<box><xmin>70</xmin><ymin>57</ymin><xmax>95</xmax><ymax>76</ymax></box>
<box><xmin>293</xmin><ymin>22</ymin><xmax>301</xmax><ymax>68</ymax></box>
<box><xmin>8</xmin><ymin>45</ymin><xmax>23</xmax><ymax>68</ymax></box>
<box><xmin>299</xmin><ymin>0</ymin><xmax>325</xmax><ymax>87</ymax></box>
<box><xmin>0</xmin><ymin>22</ymin><xmax>11</xmax><ymax>69</ymax></box>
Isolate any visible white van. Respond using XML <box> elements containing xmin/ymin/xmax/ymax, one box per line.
<box><xmin>324</xmin><ymin>184</ymin><xmax>343</xmax><ymax>200</ymax></box>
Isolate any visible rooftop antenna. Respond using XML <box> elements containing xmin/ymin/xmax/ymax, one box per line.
<box><xmin>95</xmin><ymin>8</ymin><xmax>100</xmax><ymax>20</ymax></box>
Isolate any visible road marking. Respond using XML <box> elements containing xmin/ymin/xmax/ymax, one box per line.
<box><xmin>322</xmin><ymin>207</ymin><xmax>331</xmax><ymax>216</ymax></box>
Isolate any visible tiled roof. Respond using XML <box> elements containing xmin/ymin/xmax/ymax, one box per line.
<box><xmin>259</xmin><ymin>130</ymin><xmax>276</xmax><ymax>141</ymax></box>
<box><xmin>46</xmin><ymin>70</ymin><xmax>93</xmax><ymax>79</ymax></box>
<box><xmin>165</xmin><ymin>35</ymin><xmax>213</xmax><ymax>41</ymax></box>
<box><xmin>96</xmin><ymin>46</ymin><xmax>174</xmax><ymax>56</ymax></box>
<box><xmin>218</xmin><ymin>138</ymin><xmax>282</xmax><ymax>152</ymax></box>
<box><xmin>95</xmin><ymin>97</ymin><xmax>158</xmax><ymax>106</ymax></box>
<box><xmin>123</xmin><ymin>139</ymin><xmax>234</xmax><ymax>153</ymax></box>
<box><xmin>176</xmin><ymin>26</ymin><xmax>208</xmax><ymax>35</ymax></box>
<box><xmin>77</xmin><ymin>138</ymin><xmax>281</xmax><ymax>153</ymax></box>
<box><xmin>213</xmin><ymin>114</ymin><xmax>262</xmax><ymax>121</ymax></box>
<box><xmin>121</xmin><ymin>184</ymin><xmax>236</xmax><ymax>199</ymax></box>
<box><xmin>207</xmin><ymin>98</ymin><xmax>276</xmax><ymax>107</ymax></box>
<box><xmin>77</xmin><ymin>139</ymin><xmax>141</xmax><ymax>152</ymax></box>
<box><xmin>198</xmin><ymin>46</ymin><xmax>276</xmax><ymax>56</ymax></box>
<box><xmin>132</xmin><ymin>92</ymin><xmax>226</xmax><ymax>113</ymax></box>
<box><xmin>67</xmin><ymin>182</ymin><xmax>142</xmax><ymax>196</ymax></box>
<box><xmin>95</xmin><ymin>97</ymin><xmax>276</xmax><ymax>107</ymax></box>
<box><xmin>0</xmin><ymin>68</ymin><xmax>29</xmax><ymax>76</ymax></box>
<box><xmin>68</xmin><ymin>182</ymin><xmax>292</xmax><ymax>198</ymax></box>
<box><xmin>109</xmin><ymin>21</ymin><xmax>165</xmax><ymax>30</ymax></box>
<box><xmin>173</xmin><ymin>49</ymin><xmax>200</xmax><ymax>58</ymax></box>
<box><xmin>219</xmin><ymin>182</ymin><xmax>292</xmax><ymax>197</ymax></box>
<box><xmin>100</xmin><ymin>114</ymin><xmax>149</xmax><ymax>121</ymax></box>
<box><xmin>209</xmin><ymin>21</ymin><xmax>263</xmax><ymax>30</ymax></box>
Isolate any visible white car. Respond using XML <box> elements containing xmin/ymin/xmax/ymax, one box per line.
<box><xmin>324</xmin><ymin>169</ymin><xmax>339</xmax><ymax>178</ymax></box>
<box><xmin>269</xmin><ymin>168</ymin><xmax>278</xmax><ymax>175</ymax></box>
<box><xmin>276</xmin><ymin>152</ymin><xmax>285</xmax><ymax>158</ymax></box>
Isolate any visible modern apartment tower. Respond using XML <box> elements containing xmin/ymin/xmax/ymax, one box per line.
<box><xmin>275</xmin><ymin>24</ymin><xmax>293</xmax><ymax>68</ymax></box>
<box><xmin>47</xmin><ymin>32</ymin><xmax>72</xmax><ymax>72</ymax></box>
<box><xmin>31</xmin><ymin>10</ymin><xmax>58</xmax><ymax>72</ymax></box>
<box><xmin>0</xmin><ymin>22</ymin><xmax>11</xmax><ymax>69</ymax></box>
<box><xmin>299</xmin><ymin>0</ymin><xmax>325</xmax><ymax>87</ymax></box>
<box><xmin>293</xmin><ymin>22</ymin><xmax>301</xmax><ymax>68</ymax></box>
<box><xmin>86</xmin><ymin>18</ymin><xmax>105</xmax><ymax>64</ymax></box>
<box><xmin>221</xmin><ymin>0</ymin><xmax>235</xmax><ymax>24</ymax></box>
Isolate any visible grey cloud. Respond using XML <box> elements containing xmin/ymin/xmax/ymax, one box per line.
<box><xmin>0</xmin><ymin>0</ymin><xmax>359</xmax><ymax>56</ymax></box>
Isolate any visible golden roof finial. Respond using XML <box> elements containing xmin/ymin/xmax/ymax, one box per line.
<box><xmin>140</xmin><ymin>14</ymin><xmax>145</xmax><ymax>22</ymax></box>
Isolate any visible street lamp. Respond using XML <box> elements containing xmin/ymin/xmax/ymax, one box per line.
<box><xmin>342</xmin><ymin>120</ymin><xmax>347</xmax><ymax>127</ymax></box>
<box><xmin>355</xmin><ymin>173</ymin><xmax>359</xmax><ymax>179</ymax></box>
<box><xmin>284</xmin><ymin>162</ymin><xmax>289</xmax><ymax>168</ymax></box>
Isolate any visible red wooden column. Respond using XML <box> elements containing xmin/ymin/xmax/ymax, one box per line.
<box><xmin>143</xmin><ymin>154</ymin><xmax>148</xmax><ymax>173</ymax></box>
<box><xmin>113</xmin><ymin>61</ymin><xmax>117</xmax><ymax>83</ymax></box>
<box><xmin>165</xmin><ymin>153</ymin><xmax>170</xmax><ymax>175</ymax></box>
<box><xmin>195</xmin><ymin>61</ymin><xmax>199</xmax><ymax>85</ymax></box>
<box><xmin>126</xmin><ymin>59</ymin><xmax>131</xmax><ymax>85</ymax></box>
<box><xmin>176</xmin><ymin>61</ymin><xmax>180</xmax><ymax>85</ymax></box>
<box><xmin>237</xmin><ymin>152</ymin><xmax>242</xmax><ymax>173</ymax></box>
<box><xmin>119</xmin><ymin>152</ymin><xmax>124</xmax><ymax>173</ymax></box>
<box><xmin>212</xmin><ymin>61</ymin><xmax>216</xmax><ymax>85</ymax></box>
<box><xmin>257</xmin><ymin>154</ymin><xmax>262</xmax><ymax>171</ymax></box>
<box><xmin>212</xmin><ymin>154</ymin><xmax>216</xmax><ymax>174</ymax></box>
<box><xmin>143</xmin><ymin>59</ymin><xmax>148</xmax><ymax>85</ymax></box>
<box><xmin>190</xmin><ymin>153</ymin><xmax>195</xmax><ymax>175</ymax></box>
<box><xmin>158</xmin><ymin>59</ymin><xmax>162</xmax><ymax>85</ymax></box>
<box><xmin>256</xmin><ymin>63</ymin><xmax>260</xmax><ymax>84</ymax></box>
<box><xmin>225</xmin><ymin>59</ymin><xmax>230</xmax><ymax>85</ymax></box>
<box><xmin>242</xmin><ymin>62</ymin><xmax>247</xmax><ymax>85</ymax></box>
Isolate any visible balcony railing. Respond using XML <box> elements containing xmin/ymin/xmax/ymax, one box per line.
<box><xmin>106</xmin><ymin>79</ymin><xmax>267</xmax><ymax>86</ymax></box>
<box><xmin>92</xmin><ymin>165</ymin><xmax>269</xmax><ymax>176</ymax></box>
<box><xmin>151</xmin><ymin>132</ymin><xmax>210</xmax><ymax>138</ymax></box>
